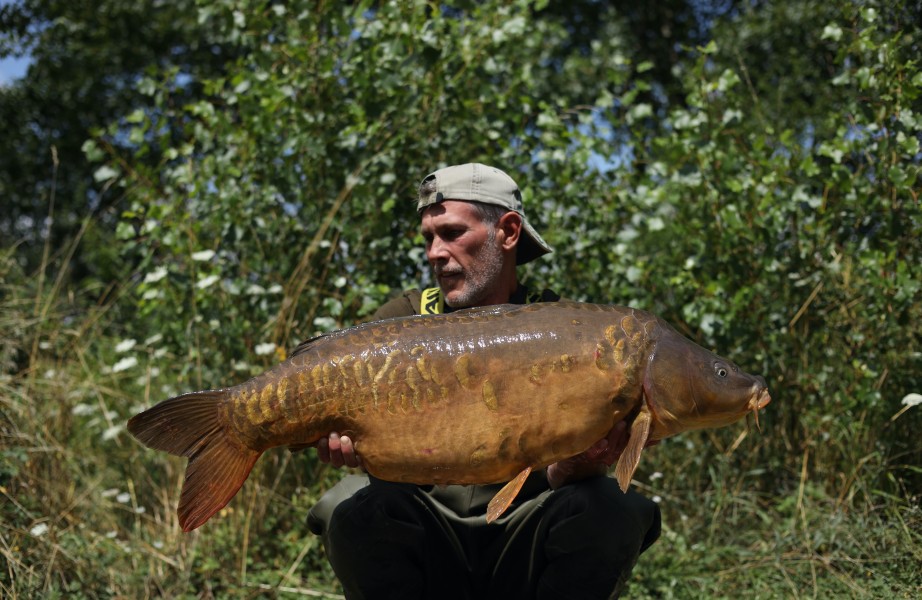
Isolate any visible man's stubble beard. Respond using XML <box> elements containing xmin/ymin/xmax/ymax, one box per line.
<box><xmin>441</xmin><ymin>239</ymin><xmax>505</xmax><ymax>309</ymax></box>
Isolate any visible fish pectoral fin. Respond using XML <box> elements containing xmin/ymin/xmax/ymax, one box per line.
<box><xmin>614</xmin><ymin>403</ymin><xmax>652</xmax><ymax>493</ymax></box>
<box><xmin>486</xmin><ymin>467</ymin><xmax>532</xmax><ymax>524</ymax></box>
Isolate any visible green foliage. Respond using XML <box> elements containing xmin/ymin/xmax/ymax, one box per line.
<box><xmin>2</xmin><ymin>0</ymin><xmax>921</xmax><ymax>597</ymax></box>
<box><xmin>104</xmin><ymin>0</ymin><xmax>645</xmax><ymax>386</ymax></box>
<box><xmin>0</xmin><ymin>0</ymin><xmax>234</xmax><ymax>279</ymax></box>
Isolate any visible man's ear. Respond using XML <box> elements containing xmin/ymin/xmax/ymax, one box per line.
<box><xmin>497</xmin><ymin>211</ymin><xmax>523</xmax><ymax>252</ymax></box>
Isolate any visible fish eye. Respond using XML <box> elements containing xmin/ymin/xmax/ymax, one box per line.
<box><xmin>716</xmin><ymin>365</ymin><xmax>728</xmax><ymax>378</ymax></box>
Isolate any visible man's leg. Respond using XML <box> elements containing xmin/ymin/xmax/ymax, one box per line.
<box><xmin>484</xmin><ymin>475</ymin><xmax>661</xmax><ymax>600</ymax></box>
<box><xmin>308</xmin><ymin>475</ymin><xmax>472</xmax><ymax>600</ymax></box>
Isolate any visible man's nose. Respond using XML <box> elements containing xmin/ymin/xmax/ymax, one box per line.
<box><xmin>427</xmin><ymin>237</ymin><xmax>448</xmax><ymax>262</ymax></box>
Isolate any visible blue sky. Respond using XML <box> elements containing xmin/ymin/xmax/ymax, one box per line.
<box><xmin>0</xmin><ymin>0</ymin><xmax>30</xmax><ymax>85</ymax></box>
<box><xmin>0</xmin><ymin>54</ymin><xmax>30</xmax><ymax>85</ymax></box>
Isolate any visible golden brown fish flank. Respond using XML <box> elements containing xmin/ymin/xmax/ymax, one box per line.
<box><xmin>127</xmin><ymin>301</ymin><xmax>770</xmax><ymax>531</ymax></box>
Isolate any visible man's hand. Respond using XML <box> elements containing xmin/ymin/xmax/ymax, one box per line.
<box><xmin>546</xmin><ymin>421</ymin><xmax>658</xmax><ymax>489</ymax></box>
<box><xmin>315</xmin><ymin>432</ymin><xmax>363</xmax><ymax>469</ymax></box>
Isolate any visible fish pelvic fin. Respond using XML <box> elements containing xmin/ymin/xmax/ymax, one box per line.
<box><xmin>614</xmin><ymin>401</ymin><xmax>652</xmax><ymax>493</ymax></box>
<box><xmin>127</xmin><ymin>390</ymin><xmax>260</xmax><ymax>532</ymax></box>
<box><xmin>486</xmin><ymin>467</ymin><xmax>533</xmax><ymax>523</ymax></box>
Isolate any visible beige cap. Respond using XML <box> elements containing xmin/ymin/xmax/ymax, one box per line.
<box><xmin>417</xmin><ymin>163</ymin><xmax>553</xmax><ymax>265</ymax></box>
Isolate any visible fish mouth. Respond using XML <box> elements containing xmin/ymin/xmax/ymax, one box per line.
<box><xmin>747</xmin><ymin>387</ymin><xmax>771</xmax><ymax>432</ymax></box>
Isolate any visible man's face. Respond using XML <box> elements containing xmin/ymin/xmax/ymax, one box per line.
<box><xmin>421</xmin><ymin>200</ymin><xmax>505</xmax><ymax>308</ymax></box>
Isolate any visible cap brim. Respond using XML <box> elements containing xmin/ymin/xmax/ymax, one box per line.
<box><xmin>516</xmin><ymin>220</ymin><xmax>552</xmax><ymax>265</ymax></box>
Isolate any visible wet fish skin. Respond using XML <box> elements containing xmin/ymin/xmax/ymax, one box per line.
<box><xmin>127</xmin><ymin>301</ymin><xmax>770</xmax><ymax>531</ymax></box>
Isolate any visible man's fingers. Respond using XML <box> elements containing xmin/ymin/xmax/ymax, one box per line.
<box><xmin>607</xmin><ymin>420</ymin><xmax>630</xmax><ymax>453</ymax></box>
<box><xmin>340</xmin><ymin>435</ymin><xmax>359</xmax><ymax>468</ymax></box>
<box><xmin>328</xmin><ymin>432</ymin><xmax>345</xmax><ymax>468</ymax></box>
<box><xmin>316</xmin><ymin>432</ymin><xmax>363</xmax><ymax>469</ymax></box>
<box><xmin>584</xmin><ymin>437</ymin><xmax>609</xmax><ymax>460</ymax></box>
<box><xmin>317</xmin><ymin>436</ymin><xmax>331</xmax><ymax>463</ymax></box>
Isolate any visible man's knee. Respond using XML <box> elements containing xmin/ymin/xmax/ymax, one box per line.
<box><xmin>307</xmin><ymin>474</ymin><xmax>370</xmax><ymax>536</ymax></box>
<box><xmin>530</xmin><ymin>478</ymin><xmax>660</xmax><ymax>599</ymax></box>
<box><xmin>316</xmin><ymin>477</ymin><xmax>428</xmax><ymax>545</ymax></box>
<box><xmin>544</xmin><ymin>476</ymin><xmax>661</xmax><ymax>561</ymax></box>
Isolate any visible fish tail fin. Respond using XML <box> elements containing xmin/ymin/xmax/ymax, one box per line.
<box><xmin>127</xmin><ymin>390</ymin><xmax>260</xmax><ymax>532</ymax></box>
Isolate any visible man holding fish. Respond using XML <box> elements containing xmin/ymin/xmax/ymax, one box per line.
<box><xmin>307</xmin><ymin>163</ymin><xmax>662</xmax><ymax>599</ymax></box>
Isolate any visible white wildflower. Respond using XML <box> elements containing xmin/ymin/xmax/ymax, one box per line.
<box><xmin>191</xmin><ymin>249</ymin><xmax>215</xmax><ymax>262</ymax></box>
<box><xmin>102</xmin><ymin>424</ymin><xmax>123</xmax><ymax>441</ymax></box>
<box><xmin>652</xmin><ymin>495</ymin><xmax>662</xmax><ymax>503</ymax></box>
<box><xmin>30</xmin><ymin>523</ymin><xmax>49</xmax><ymax>537</ymax></box>
<box><xmin>115</xmin><ymin>339</ymin><xmax>137</xmax><ymax>353</ymax></box>
<box><xmin>650</xmin><ymin>472</ymin><xmax>664</xmax><ymax>481</ymax></box>
<box><xmin>901</xmin><ymin>393</ymin><xmax>922</xmax><ymax>408</ymax></box>
<box><xmin>254</xmin><ymin>342</ymin><xmax>276</xmax><ymax>356</ymax></box>
<box><xmin>144</xmin><ymin>333</ymin><xmax>163</xmax><ymax>346</ymax></box>
<box><xmin>313</xmin><ymin>316</ymin><xmax>337</xmax><ymax>331</ymax></box>
<box><xmin>101</xmin><ymin>488</ymin><xmax>120</xmax><ymax>498</ymax></box>
<box><xmin>246</xmin><ymin>284</ymin><xmax>266</xmax><ymax>295</ymax></box>
<box><xmin>72</xmin><ymin>403</ymin><xmax>96</xmax><ymax>416</ymax></box>
<box><xmin>116</xmin><ymin>492</ymin><xmax>131</xmax><ymax>504</ymax></box>
<box><xmin>144</xmin><ymin>266</ymin><xmax>168</xmax><ymax>283</ymax></box>
<box><xmin>267</xmin><ymin>284</ymin><xmax>283</xmax><ymax>294</ymax></box>
<box><xmin>106</xmin><ymin>531</ymin><xmax>118</xmax><ymax>539</ymax></box>
<box><xmin>112</xmin><ymin>356</ymin><xmax>138</xmax><ymax>373</ymax></box>
<box><xmin>196</xmin><ymin>274</ymin><xmax>219</xmax><ymax>289</ymax></box>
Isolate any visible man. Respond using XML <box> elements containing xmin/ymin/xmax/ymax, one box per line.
<box><xmin>307</xmin><ymin>163</ymin><xmax>661</xmax><ymax>599</ymax></box>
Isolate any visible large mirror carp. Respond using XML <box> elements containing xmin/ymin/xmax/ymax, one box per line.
<box><xmin>128</xmin><ymin>301</ymin><xmax>771</xmax><ymax>531</ymax></box>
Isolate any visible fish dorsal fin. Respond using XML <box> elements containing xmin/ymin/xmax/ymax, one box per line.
<box><xmin>486</xmin><ymin>467</ymin><xmax>532</xmax><ymax>523</ymax></box>
<box><xmin>289</xmin><ymin>333</ymin><xmax>330</xmax><ymax>359</ymax></box>
<box><xmin>614</xmin><ymin>399</ymin><xmax>653</xmax><ymax>492</ymax></box>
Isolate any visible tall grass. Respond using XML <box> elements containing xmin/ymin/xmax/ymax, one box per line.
<box><xmin>627</xmin><ymin>433</ymin><xmax>921</xmax><ymax>598</ymax></box>
<box><xmin>1</xmin><ymin>244</ymin><xmax>343</xmax><ymax>598</ymax></box>
<box><xmin>2</xmin><ymin>242</ymin><xmax>920</xmax><ymax>598</ymax></box>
